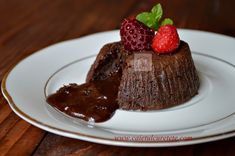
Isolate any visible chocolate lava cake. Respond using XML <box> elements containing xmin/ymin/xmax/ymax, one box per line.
<box><xmin>47</xmin><ymin>4</ymin><xmax>200</xmax><ymax>123</ymax></box>
<box><xmin>86</xmin><ymin>41</ymin><xmax>200</xmax><ymax>110</ymax></box>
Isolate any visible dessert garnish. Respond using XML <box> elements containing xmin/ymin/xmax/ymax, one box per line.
<box><xmin>152</xmin><ymin>25</ymin><xmax>180</xmax><ymax>53</ymax></box>
<box><xmin>120</xmin><ymin>17</ymin><xmax>154</xmax><ymax>51</ymax></box>
<box><xmin>121</xmin><ymin>3</ymin><xmax>179</xmax><ymax>53</ymax></box>
<box><xmin>136</xmin><ymin>3</ymin><xmax>173</xmax><ymax>30</ymax></box>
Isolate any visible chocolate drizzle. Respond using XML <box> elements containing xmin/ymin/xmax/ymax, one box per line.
<box><xmin>47</xmin><ymin>72</ymin><xmax>121</xmax><ymax>123</ymax></box>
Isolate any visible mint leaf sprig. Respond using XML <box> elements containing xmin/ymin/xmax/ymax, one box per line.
<box><xmin>136</xmin><ymin>4</ymin><xmax>173</xmax><ymax>30</ymax></box>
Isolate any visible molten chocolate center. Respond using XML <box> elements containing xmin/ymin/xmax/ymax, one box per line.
<box><xmin>46</xmin><ymin>73</ymin><xmax>121</xmax><ymax>123</ymax></box>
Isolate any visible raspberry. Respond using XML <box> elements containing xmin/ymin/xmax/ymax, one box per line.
<box><xmin>120</xmin><ymin>18</ymin><xmax>155</xmax><ymax>51</ymax></box>
<box><xmin>152</xmin><ymin>25</ymin><xmax>180</xmax><ymax>53</ymax></box>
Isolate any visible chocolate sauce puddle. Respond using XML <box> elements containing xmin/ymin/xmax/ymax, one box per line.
<box><xmin>46</xmin><ymin>73</ymin><xmax>120</xmax><ymax>123</ymax></box>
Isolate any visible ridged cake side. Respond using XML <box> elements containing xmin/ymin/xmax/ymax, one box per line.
<box><xmin>117</xmin><ymin>41</ymin><xmax>200</xmax><ymax>110</ymax></box>
<box><xmin>86</xmin><ymin>41</ymin><xmax>200</xmax><ymax>110</ymax></box>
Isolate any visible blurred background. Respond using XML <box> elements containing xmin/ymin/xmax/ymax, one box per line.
<box><xmin>1</xmin><ymin>0</ymin><xmax>234</xmax><ymax>76</ymax></box>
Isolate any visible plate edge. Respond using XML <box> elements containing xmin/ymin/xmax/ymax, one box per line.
<box><xmin>1</xmin><ymin>30</ymin><xmax>235</xmax><ymax>146</ymax></box>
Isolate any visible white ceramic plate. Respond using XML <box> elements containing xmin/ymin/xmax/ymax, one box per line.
<box><xmin>2</xmin><ymin>29</ymin><xmax>235</xmax><ymax>147</ymax></box>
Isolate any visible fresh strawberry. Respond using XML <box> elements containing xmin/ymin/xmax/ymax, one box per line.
<box><xmin>120</xmin><ymin>18</ymin><xmax>155</xmax><ymax>51</ymax></box>
<box><xmin>152</xmin><ymin>25</ymin><xmax>180</xmax><ymax>53</ymax></box>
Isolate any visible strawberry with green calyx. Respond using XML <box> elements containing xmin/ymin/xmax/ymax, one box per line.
<box><xmin>136</xmin><ymin>3</ymin><xmax>180</xmax><ymax>53</ymax></box>
<box><xmin>152</xmin><ymin>25</ymin><xmax>180</xmax><ymax>53</ymax></box>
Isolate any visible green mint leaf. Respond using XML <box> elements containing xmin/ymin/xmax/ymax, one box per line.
<box><xmin>136</xmin><ymin>12</ymin><xmax>151</xmax><ymax>25</ymax></box>
<box><xmin>136</xmin><ymin>12</ymin><xmax>156</xmax><ymax>29</ymax></box>
<box><xmin>152</xmin><ymin>22</ymin><xmax>159</xmax><ymax>30</ymax></box>
<box><xmin>151</xmin><ymin>3</ymin><xmax>163</xmax><ymax>22</ymax></box>
<box><xmin>161</xmin><ymin>18</ymin><xmax>174</xmax><ymax>26</ymax></box>
<box><xmin>136</xmin><ymin>3</ymin><xmax>173</xmax><ymax>31</ymax></box>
